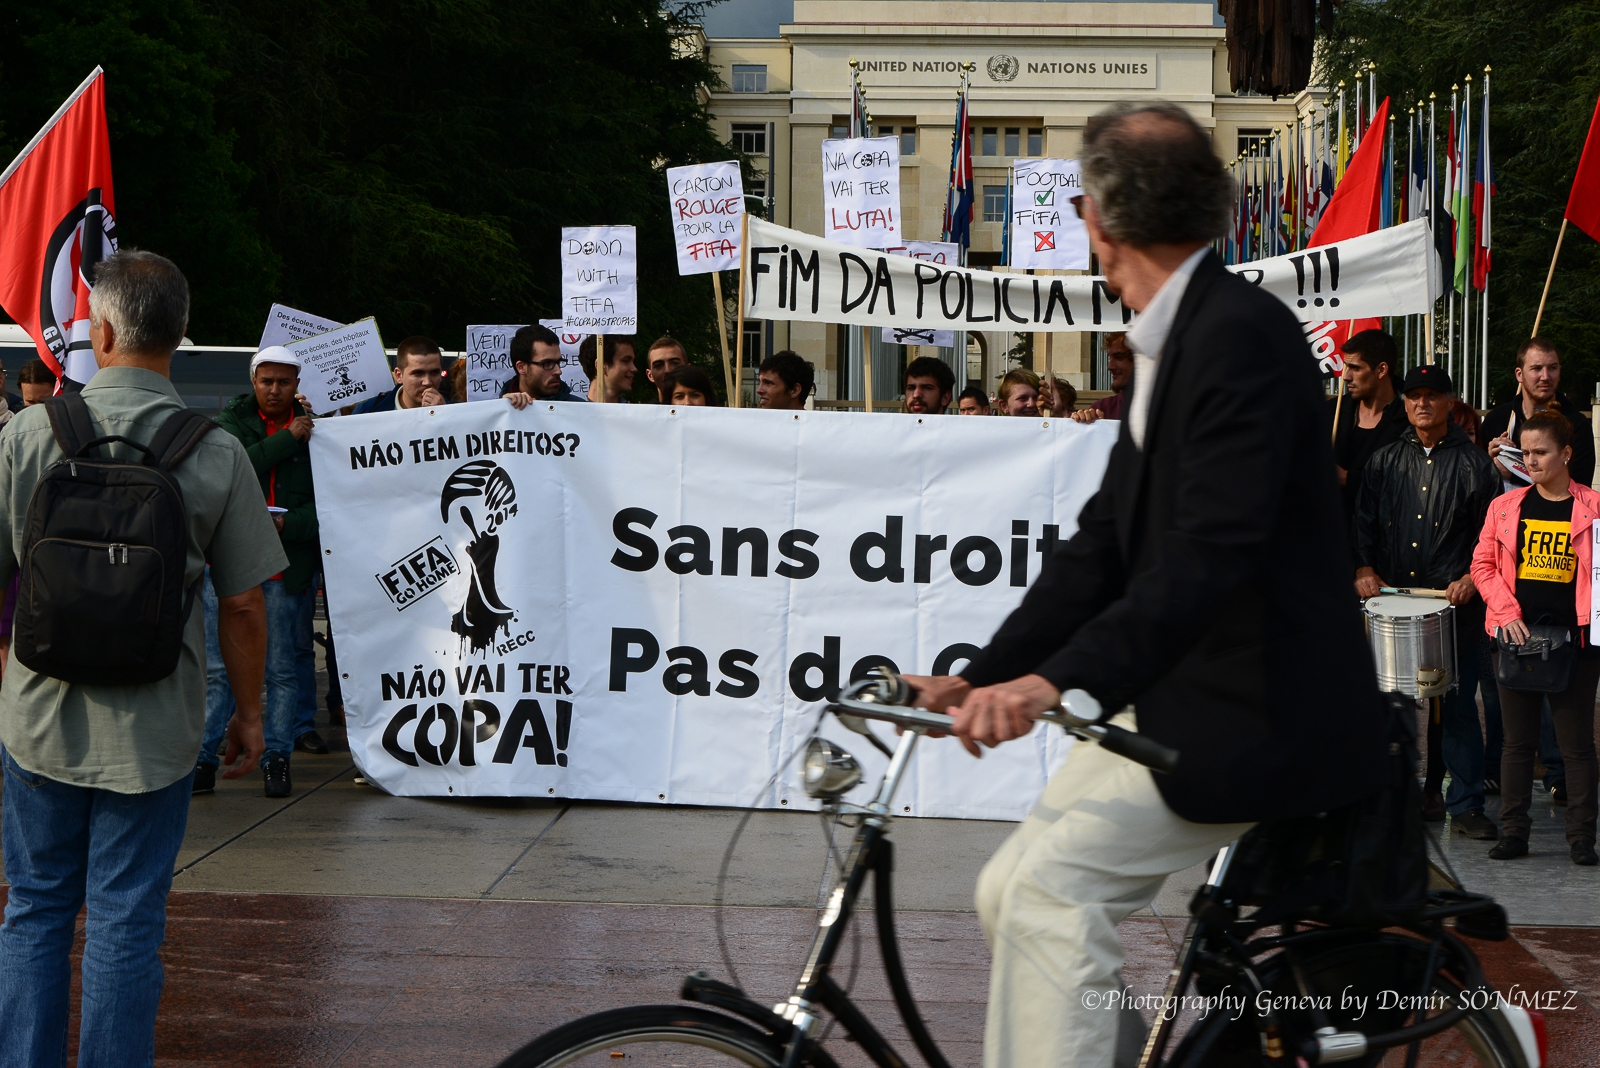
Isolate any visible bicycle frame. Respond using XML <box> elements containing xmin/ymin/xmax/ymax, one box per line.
<box><xmin>676</xmin><ymin>697</ymin><xmax>1529</xmax><ymax>1068</ymax></box>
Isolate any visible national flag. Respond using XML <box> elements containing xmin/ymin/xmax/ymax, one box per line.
<box><xmin>1473</xmin><ymin>82</ymin><xmax>1494</xmax><ymax>290</ymax></box>
<box><xmin>0</xmin><ymin>68</ymin><xmax>115</xmax><ymax>386</ymax></box>
<box><xmin>942</xmin><ymin>84</ymin><xmax>974</xmax><ymax>250</ymax></box>
<box><xmin>1564</xmin><ymin>94</ymin><xmax>1600</xmax><ymax>242</ymax></box>
<box><xmin>1379</xmin><ymin>120</ymin><xmax>1393</xmax><ymax>229</ymax></box>
<box><xmin>1409</xmin><ymin>111</ymin><xmax>1428</xmax><ymax>226</ymax></box>
<box><xmin>1308</xmin><ymin>96</ymin><xmax>1391</xmax><ymax>372</ymax></box>
<box><xmin>1452</xmin><ymin>105</ymin><xmax>1473</xmax><ymax>294</ymax></box>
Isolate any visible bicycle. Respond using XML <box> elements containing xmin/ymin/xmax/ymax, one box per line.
<box><xmin>495</xmin><ymin>671</ymin><xmax>1547</xmax><ymax>1068</ymax></box>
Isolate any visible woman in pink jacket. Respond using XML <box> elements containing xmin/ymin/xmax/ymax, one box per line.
<box><xmin>1470</xmin><ymin>410</ymin><xmax>1600</xmax><ymax>865</ymax></box>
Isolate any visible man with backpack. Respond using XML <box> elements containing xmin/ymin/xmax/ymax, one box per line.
<box><xmin>192</xmin><ymin>345</ymin><xmax>323</xmax><ymax>799</ymax></box>
<box><xmin>0</xmin><ymin>250</ymin><xmax>286</xmax><ymax>1065</ymax></box>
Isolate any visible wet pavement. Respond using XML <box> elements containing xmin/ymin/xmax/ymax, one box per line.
<box><xmin>1</xmin><ymin>657</ymin><xmax>1597</xmax><ymax>1065</ymax></box>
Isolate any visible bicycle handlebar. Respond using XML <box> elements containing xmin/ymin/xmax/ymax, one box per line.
<box><xmin>828</xmin><ymin>674</ymin><xmax>1180</xmax><ymax>776</ymax></box>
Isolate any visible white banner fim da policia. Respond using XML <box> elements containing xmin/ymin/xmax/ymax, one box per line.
<box><xmin>745</xmin><ymin>216</ymin><xmax>1440</xmax><ymax>332</ymax></box>
<box><xmin>310</xmin><ymin>404</ymin><xmax>1117</xmax><ymax>819</ymax></box>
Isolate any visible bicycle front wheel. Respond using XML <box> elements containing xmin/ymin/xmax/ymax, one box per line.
<box><xmin>495</xmin><ymin>1005</ymin><xmax>808</xmax><ymax>1068</ymax></box>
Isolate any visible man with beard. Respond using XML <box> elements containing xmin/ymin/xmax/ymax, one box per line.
<box><xmin>902</xmin><ymin>356</ymin><xmax>955</xmax><ymax>415</ymax></box>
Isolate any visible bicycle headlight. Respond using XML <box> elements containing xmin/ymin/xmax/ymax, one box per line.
<box><xmin>803</xmin><ymin>737</ymin><xmax>862</xmax><ymax>799</ymax></box>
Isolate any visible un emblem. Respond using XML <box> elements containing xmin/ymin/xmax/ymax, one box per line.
<box><xmin>987</xmin><ymin>54</ymin><xmax>1019</xmax><ymax>82</ymax></box>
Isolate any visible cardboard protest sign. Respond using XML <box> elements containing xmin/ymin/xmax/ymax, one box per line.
<box><xmin>288</xmin><ymin>317</ymin><xmax>395</xmax><ymax>414</ymax></box>
<box><xmin>259</xmin><ymin>303</ymin><xmax>341</xmax><ymax>350</ymax></box>
<box><xmin>1009</xmin><ymin>159</ymin><xmax>1090</xmax><ymax>271</ymax></box>
<box><xmin>745</xmin><ymin>216</ymin><xmax>1441</xmax><ymax>335</ymax></box>
<box><xmin>465</xmin><ymin>325</ymin><xmax>525</xmax><ymax>402</ymax></box>
<box><xmin>667</xmin><ymin>161</ymin><xmax>743</xmax><ymax>274</ymax></box>
<box><xmin>539</xmin><ymin>319</ymin><xmax>590</xmax><ymax>396</ymax></box>
<box><xmin>561</xmin><ymin>226</ymin><xmax>637</xmax><ymax>332</ymax></box>
<box><xmin>821</xmin><ymin>136</ymin><xmax>901</xmax><ymax>248</ymax></box>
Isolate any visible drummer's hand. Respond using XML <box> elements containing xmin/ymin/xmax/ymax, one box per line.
<box><xmin>950</xmin><ymin>675</ymin><xmax>1060</xmax><ymax>759</ymax></box>
<box><xmin>902</xmin><ymin>674</ymin><xmax>971</xmax><ymax>713</ymax></box>
<box><xmin>1502</xmin><ymin>618</ymin><xmax>1531</xmax><ymax>645</ymax></box>
<box><xmin>1445</xmin><ymin>574</ymin><xmax>1476</xmax><ymax>606</ymax></box>
<box><xmin>1354</xmin><ymin>567</ymin><xmax>1384</xmax><ymax>600</ymax></box>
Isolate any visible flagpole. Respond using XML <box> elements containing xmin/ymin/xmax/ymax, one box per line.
<box><xmin>1480</xmin><ymin>67</ymin><xmax>1491</xmax><ymax>410</ymax></box>
<box><xmin>1462</xmin><ymin>73</ymin><xmax>1473</xmax><ymax>406</ymax></box>
<box><xmin>1427</xmin><ymin>93</ymin><xmax>1437</xmax><ymax>364</ymax></box>
<box><xmin>1337</xmin><ymin>82</ymin><xmax>1347</xmax><ymax>185</ymax></box>
<box><xmin>1533</xmin><ymin>220</ymin><xmax>1567</xmax><ymax>337</ymax></box>
<box><xmin>734</xmin><ymin>212</ymin><xmax>749</xmax><ymax>408</ymax></box>
<box><xmin>1447</xmin><ymin>84</ymin><xmax>1458</xmax><ymax>382</ymax></box>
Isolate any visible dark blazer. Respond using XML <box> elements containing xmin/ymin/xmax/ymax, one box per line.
<box><xmin>961</xmin><ymin>253</ymin><xmax>1387</xmax><ymax>825</ymax></box>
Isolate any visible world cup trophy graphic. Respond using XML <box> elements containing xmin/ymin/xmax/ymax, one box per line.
<box><xmin>440</xmin><ymin>460</ymin><xmax>519</xmax><ymax>654</ymax></box>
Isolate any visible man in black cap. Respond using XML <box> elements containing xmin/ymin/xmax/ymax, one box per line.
<box><xmin>1353</xmin><ymin>363</ymin><xmax>1500</xmax><ymax>836</ymax></box>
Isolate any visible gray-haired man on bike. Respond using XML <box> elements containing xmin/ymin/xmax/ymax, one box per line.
<box><xmin>907</xmin><ymin>103</ymin><xmax>1387</xmax><ymax>1068</ymax></box>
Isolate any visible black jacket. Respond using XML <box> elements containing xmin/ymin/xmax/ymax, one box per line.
<box><xmin>1331</xmin><ymin>393</ymin><xmax>1408</xmax><ymax>518</ymax></box>
<box><xmin>960</xmin><ymin>253</ymin><xmax>1386</xmax><ymax>825</ymax></box>
<box><xmin>1480</xmin><ymin>392</ymin><xmax>1594</xmax><ymax>487</ymax></box>
<box><xmin>1352</xmin><ymin>424</ymin><xmax>1498</xmax><ymax>591</ymax></box>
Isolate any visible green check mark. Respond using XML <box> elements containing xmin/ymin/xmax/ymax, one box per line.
<box><xmin>1035</xmin><ymin>191</ymin><xmax>1053</xmax><ymax>205</ymax></box>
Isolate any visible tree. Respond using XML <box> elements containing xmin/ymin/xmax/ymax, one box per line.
<box><xmin>0</xmin><ymin>0</ymin><xmax>280</xmax><ymax>343</ymax></box>
<box><xmin>2</xmin><ymin>0</ymin><xmax>735</xmax><ymax>396</ymax></box>
<box><xmin>1319</xmin><ymin>0</ymin><xmax>1600</xmax><ymax>406</ymax></box>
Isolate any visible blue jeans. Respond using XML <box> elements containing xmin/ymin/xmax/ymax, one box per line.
<box><xmin>0</xmin><ymin>749</ymin><xmax>192</xmax><ymax>1068</ymax></box>
<box><xmin>292</xmin><ymin>578</ymin><xmax>317</xmax><ymax>740</ymax></box>
<box><xmin>1442</xmin><ymin>617</ymin><xmax>1486</xmax><ymax>816</ymax></box>
<box><xmin>199</xmin><ymin>573</ymin><xmax>309</xmax><ymax>764</ymax></box>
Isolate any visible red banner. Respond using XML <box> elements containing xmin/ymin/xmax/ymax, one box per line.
<box><xmin>0</xmin><ymin>68</ymin><xmax>116</xmax><ymax>384</ymax></box>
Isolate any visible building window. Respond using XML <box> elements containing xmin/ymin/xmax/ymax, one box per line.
<box><xmin>1028</xmin><ymin>128</ymin><xmax>1043</xmax><ymax>156</ymax></box>
<box><xmin>1237</xmin><ymin>128</ymin><xmax>1272</xmax><ymax>158</ymax></box>
<box><xmin>731</xmin><ymin>123</ymin><xmax>767</xmax><ymax>155</ymax></box>
<box><xmin>832</xmin><ymin>124</ymin><xmax>848</xmax><ymax>138</ymax></box>
<box><xmin>742</xmin><ymin>319</ymin><xmax>764</xmax><ymax>362</ymax></box>
<box><xmin>982</xmin><ymin>185</ymin><xmax>1008</xmax><ymax>222</ymax></box>
<box><xmin>980</xmin><ymin>127</ymin><xmax>998</xmax><ymax>156</ymax></box>
<box><xmin>1004</xmin><ymin>127</ymin><xmax>1021</xmax><ymax>156</ymax></box>
<box><xmin>899</xmin><ymin>127</ymin><xmax>916</xmax><ymax>155</ymax></box>
<box><xmin>747</xmin><ymin>176</ymin><xmax>768</xmax><ymax>207</ymax></box>
<box><xmin>730</xmin><ymin>64</ymin><xmax>767</xmax><ymax>93</ymax></box>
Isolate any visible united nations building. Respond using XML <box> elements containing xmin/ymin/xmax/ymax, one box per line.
<box><xmin>696</xmin><ymin>0</ymin><xmax>1307</xmax><ymax>402</ymax></box>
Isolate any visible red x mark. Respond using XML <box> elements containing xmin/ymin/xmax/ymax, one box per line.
<box><xmin>1034</xmin><ymin>231</ymin><xmax>1055</xmax><ymax>252</ymax></box>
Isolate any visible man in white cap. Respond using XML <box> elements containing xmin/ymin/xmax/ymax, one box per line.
<box><xmin>194</xmin><ymin>345</ymin><xmax>323</xmax><ymax>797</ymax></box>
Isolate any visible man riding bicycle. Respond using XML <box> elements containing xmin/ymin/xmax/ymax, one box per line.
<box><xmin>907</xmin><ymin>103</ymin><xmax>1389</xmax><ymax>1068</ymax></box>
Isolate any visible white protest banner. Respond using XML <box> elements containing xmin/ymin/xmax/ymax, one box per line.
<box><xmin>259</xmin><ymin>303</ymin><xmax>341</xmax><ymax>350</ymax></box>
<box><xmin>539</xmin><ymin>318</ymin><xmax>591</xmax><ymax>396</ymax></box>
<box><xmin>288</xmin><ymin>318</ymin><xmax>394</xmax><ymax>414</ymax></box>
<box><xmin>1009</xmin><ymin>159</ymin><xmax>1090</xmax><ymax>270</ymax></box>
<box><xmin>1592</xmin><ymin>520</ymin><xmax>1600</xmax><ymax>647</ymax></box>
<box><xmin>746</xmin><ymin>216</ymin><xmax>1441</xmax><ymax>332</ymax></box>
<box><xmin>310</xmin><ymin>404</ymin><xmax>1118</xmax><ymax>818</ymax></box>
<box><xmin>465</xmin><ymin>325</ymin><xmax>525</xmax><ymax>402</ymax></box>
<box><xmin>667</xmin><ymin>161</ymin><xmax>743</xmax><ymax>274</ymax></box>
<box><xmin>881</xmin><ymin>240</ymin><xmax>961</xmax><ymax>346</ymax></box>
<box><xmin>821</xmin><ymin>136</ymin><xmax>901</xmax><ymax>247</ymax></box>
<box><xmin>562</xmin><ymin>226</ymin><xmax>637</xmax><ymax>332</ymax></box>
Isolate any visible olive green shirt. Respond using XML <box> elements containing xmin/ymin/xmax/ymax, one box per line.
<box><xmin>0</xmin><ymin>366</ymin><xmax>287</xmax><ymax>793</ymax></box>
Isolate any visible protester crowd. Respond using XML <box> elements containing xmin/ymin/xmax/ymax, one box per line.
<box><xmin>0</xmin><ymin>239</ymin><xmax>1593</xmax><ymax>1068</ymax></box>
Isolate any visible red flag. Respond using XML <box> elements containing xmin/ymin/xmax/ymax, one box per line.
<box><xmin>1565</xmin><ymin>94</ymin><xmax>1600</xmax><ymax>242</ymax></box>
<box><xmin>1306</xmin><ymin>96</ymin><xmax>1391</xmax><ymax>373</ymax></box>
<box><xmin>0</xmin><ymin>69</ymin><xmax>116</xmax><ymax>385</ymax></box>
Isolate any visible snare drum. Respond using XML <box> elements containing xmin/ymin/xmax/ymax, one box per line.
<box><xmin>1364</xmin><ymin>595</ymin><xmax>1456</xmax><ymax>697</ymax></box>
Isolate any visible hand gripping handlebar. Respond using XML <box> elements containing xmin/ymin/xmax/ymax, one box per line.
<box><xmin>827</xmin><ymin>671</ymin><xmax>1180</xmax><ymax>775</ymax></box>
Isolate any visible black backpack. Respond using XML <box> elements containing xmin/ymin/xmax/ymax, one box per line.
<box><xmin>14</xmin><ymin>391</ymin><xmax>217</xmax><ymax>686</ymax></box>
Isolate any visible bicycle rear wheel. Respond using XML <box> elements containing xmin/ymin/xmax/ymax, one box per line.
<box><xmin>1170</xmin><ymin>932</ymin><xmax>1523</xmax><ymax>1067</ymax></box>
<box><xmin>495</xmin><ymin>1005</ymin><xmax>805</xmax><ymax>1068</ymax></box>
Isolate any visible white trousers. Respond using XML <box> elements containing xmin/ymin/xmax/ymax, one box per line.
<box><xmin>975</xmin><ymin>715</ymin><xmax>1255</xmax><ymax>1068</ymax></box>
